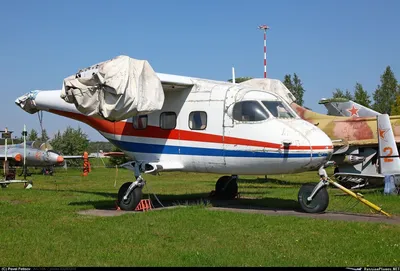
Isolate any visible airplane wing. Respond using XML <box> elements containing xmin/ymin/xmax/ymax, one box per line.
<box><xmin>332</xmin><ymin>139</ymin><xmax>379</xmax><ymax>155</ymax></box>
<box><xmin>157</xmin><ymin>73</ymin><xmax>195</xmax><ymax>91</ymax></box>
<box><xmin>63</xmin><ymin>154</ymin><xmax>97</xmax><ymax>159</ymax></box>
<box><xmin>102</xmin><ymin>152</ymin><xmax>126</xmax><ymax>157</ymax></box>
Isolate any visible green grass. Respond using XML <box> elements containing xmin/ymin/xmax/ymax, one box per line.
<box><xmin>0</xmin><ymin>165</ymin><xmax>399</xmax><ymax>267</ymax></box>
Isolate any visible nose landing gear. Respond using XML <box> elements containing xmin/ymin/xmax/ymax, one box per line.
<box><xmin>117</xmin><ymin>162</ymin><xmax>146</xmax><ymax>211</ymax></box>
<box><xmin>297</xmin><ymin>165</ymin><xmax>391</xmax><ymax>216</ymax></box>
<box><xmin>298</xmin><ymin>182</ymin><xmax>329</xmax><ymax>213</ymax></box>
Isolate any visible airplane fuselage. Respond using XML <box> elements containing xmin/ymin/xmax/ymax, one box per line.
<box><xmin>17</xmin><ymin>77</ymin><xmax>333</xmax><ymax>175</ymax></box>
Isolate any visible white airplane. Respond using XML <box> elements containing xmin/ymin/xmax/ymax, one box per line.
<box><xmin>15</xmin><ymin>56</ymin><xmax>334</xmax><ymax>213</ymax></box>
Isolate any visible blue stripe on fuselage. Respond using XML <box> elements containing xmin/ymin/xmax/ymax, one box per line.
<box><xmin>109</xmin><ymin>139</ymin><xmax>329</xmax><ymax>158</ymax></box>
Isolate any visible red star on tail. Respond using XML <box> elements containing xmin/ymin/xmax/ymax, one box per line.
<box><xmin>347</xmin><ymin>105</ymin><xmax>359</xmax><ymax>117</ymax></box>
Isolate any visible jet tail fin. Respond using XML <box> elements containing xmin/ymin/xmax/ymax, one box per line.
<box><xmin>377</xmin><ymin>114</ymin><xmax>400</xmax><ymax>174</ymax></box>
<box><xmin>319</xmin><ymin>98</ymin><xmax>380</xmax><ymax>117</ymax></box>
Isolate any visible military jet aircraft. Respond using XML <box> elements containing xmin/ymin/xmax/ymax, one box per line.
<box><xmin>289</xmin><ymin>102</ymin><xmax>400</xmax><ymax>189</ymax></box>
<box><xmin>0</xmin><ymin>140</ymin><xmax>64</xmax><ymax>168</ymax></box>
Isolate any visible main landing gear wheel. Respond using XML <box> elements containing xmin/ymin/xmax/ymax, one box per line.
<box><xmin>298</xmin><ymin>183</ymin><xmax>329</xmax><ymax>213</ymax></box>
<box><xmin>215</xmin><ymin>176</ymin><xmax>238</xmax><ymax>200</ymax></box>
<box><xmin>118</xmin><ymin>182</ymin><xmax>143</xmax><ymax>211</ymax></box>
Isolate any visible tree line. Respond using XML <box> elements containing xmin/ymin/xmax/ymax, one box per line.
<box><xmin>230</xmin><ymin>65</ymin><xmax>400</xmax><ymax>115</ymax></box>
<box><xmin>331</xmin><ymin>66</ymin><xmax>400</xmax><ymax>115</ymax></box>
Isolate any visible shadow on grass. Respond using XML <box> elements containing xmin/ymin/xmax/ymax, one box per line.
<box><xmin>239</xmin><ymin>177</ymin><xmax>307</xmax><ymax>186</ymax></box>
<box><xmin>38</xmin><ymin>188</ymin><xmax>116</xmax><ymax>199</ymax></box>
<box><xmin>68</xmin><ymin>191</ymin><xmax>300</xmax><ymax>212</ymax></box>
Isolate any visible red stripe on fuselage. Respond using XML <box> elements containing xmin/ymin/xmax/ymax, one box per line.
<box><xmin>50</xmin><ymin>109</ymin><xmax>333</xmax><ymax>151</ymax></box>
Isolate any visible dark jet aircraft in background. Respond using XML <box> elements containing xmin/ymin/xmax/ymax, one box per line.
<box><xmin>0</xmin><ymin>141</ymin><xmax>65</xmax><ymax>168</ymax></box>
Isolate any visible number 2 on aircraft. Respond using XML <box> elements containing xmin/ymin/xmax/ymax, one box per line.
<box><xmin>383</xmin><ymin>147</ymin><xmax>393</xmax><ymax>162</ymax></box>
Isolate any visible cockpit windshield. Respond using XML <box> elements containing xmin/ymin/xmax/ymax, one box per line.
<box><xmin>262</xmin><ymin>101</ymin><xmax>295</xmax><ymax>118</ymax></box>
<box><xmin>232</xmin><ymin>101</ymin><xmax>269</xmax><ymax>122</ymax></box>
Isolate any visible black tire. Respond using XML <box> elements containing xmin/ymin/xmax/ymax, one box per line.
<box><xmin>298</xmin><ymin>183</ymin><xmax>329</xmax><ymax>213</ymax></box>
<box><xmin>215</xmin><ymin>176</ymin><xmax>238</xmax><ymax>200</ymax></box>
<box><xmin>118</xmin><ymin>182</ymin><xmax>143</xmax><ymax>211</ymax></box>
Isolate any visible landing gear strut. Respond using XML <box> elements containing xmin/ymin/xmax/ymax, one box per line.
<box><xmin>117</xmin><ymin>162</ymin><xmax>146</xmax><ymax>211</ymax></box>
<box><xmin>215</xmin><ymin>175</ymin><xmax>238</xmax><ymax>199</ymax></box>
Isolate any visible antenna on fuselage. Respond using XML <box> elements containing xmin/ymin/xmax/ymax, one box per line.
<box><xmin>232</xmin><ymin>67</ymin><xmax>236</xmax><ymax>84</ymax></box>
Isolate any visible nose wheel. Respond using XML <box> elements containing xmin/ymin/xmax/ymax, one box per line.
<box><xmin>116</xmin><ymin>162</ymin><xmax>146</xmax><ymax>211</ymax></box>
<box><xmin>118</xmin><ymin>182</ymin><xmax>143</xmax><ymax>211</ymax></box>
<box><xmin>298</xmin><ymin>182</ymin><xmax>329</xmax><ymax>213</ymax></box>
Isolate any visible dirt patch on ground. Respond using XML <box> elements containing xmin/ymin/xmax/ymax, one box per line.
<box><xmin>77</xmin><ymin>205</ymin><xmax>185</xmax><ymax>217</ymax></box>
<box><xmin>208</xmin><ymin>206</ymin><xmax>400</xmax><ymax>225</ymax></box>
<box><xmin>77</xmin><ymin>204</ymin><xmax>399</xmax><ymax>225</ymax></box>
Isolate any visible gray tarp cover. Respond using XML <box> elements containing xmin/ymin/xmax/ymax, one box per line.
<box><xmin>60</xmin><ymin>55</ymin><xmax>164</xmax><ymax>121</ymax></box>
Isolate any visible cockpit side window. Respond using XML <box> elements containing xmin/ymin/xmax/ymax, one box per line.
<box><xmin>232</xmin><ymin>101</ymin><xmax>269</xmax><ymax>122</ymax></box>
<box><xmin>262</xmin><ymin>101</ymin><xmax>295</xmax><ymax>118</ymax></box>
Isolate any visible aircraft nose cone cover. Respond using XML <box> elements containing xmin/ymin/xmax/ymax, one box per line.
<box><xmin>57</xmin><ymin>156</ymin><xmax>64</xmax><ymax>163</ymax></box>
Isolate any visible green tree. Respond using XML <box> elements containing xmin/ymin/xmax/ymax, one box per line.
<box><xmin>372</xmin><ymin>66</ymin><xmax>398</xmax><ymax>114</ymax></box>
<box><xmin>228</xmin><ymin>77</ymin><xmax>253</xmax><ymax>83</ymax></box>
<box><xmin>50</xmin><ymin>126</ymin><xmax>90</xmax><ymax>167</ymax></box>
<box><xmin>27</xmin><ymin>129</ymin><xmax>38</xmax><ymax>142</ymax></box>
<box><xmin>391</xmin><ymin>94</ymin><xmax>400</xmax><ymax>115</ymax></box>
<box><xmin>283</xmin><ymin>74</ymin><xmax>293</xmax><ymax>91</ymax></box>
<box><xmin>332</xmin><ymin>88</ymin><xmax>353</xmax><ymax>100</ymax></box>
<box><xmin>40</xmin><ymin>129</ymin><xmax>49</xmax><ymax>142</ymax></box>
<box><xmin>283</xmin><ymin>73</ymin><xmax>305</xmax><ymax>105</ymax></box>
<box><xmin>353</xmin><ymin>82</ymin><xmax>371</xmax><ymax>107</ymax></box>
<box><xmin>292</xmin><ymin>73</ymin><xmax>305</xmax><ymax>106</ymax></box>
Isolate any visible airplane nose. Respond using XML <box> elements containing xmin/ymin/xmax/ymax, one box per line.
<box><xmin>283</xmin><ymin>119</ymin><xmax>333</xmax><ymax>169</ymax></box>
<box><xmin>307</xmin><ymin>128</ymin><xmax>334</xmax><ymax>169</ymax></box>
<box><xmin>57</xmin><ymin>156</ymin><xmax>64</xmax><ymax>163</ymax></box>
<box><xmin>14</xmin><ymin>153</ymin><xmax>22</xmax><ymax>162</ymax></box>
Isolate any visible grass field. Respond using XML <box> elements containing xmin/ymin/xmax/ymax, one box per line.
<box><xmin>0</xmin><ymin>163</ymin><xmax>399</xmax><ymax>267</ymax></box>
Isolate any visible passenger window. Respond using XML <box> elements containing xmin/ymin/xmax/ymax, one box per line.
<box><xmin>132</xmin><ymin>115</ymin><xmax>148</xmax><ymax>129</ymax></box>
<box><xmin>232</xmin><ymin>101</ymin><xmax>269</xmax><ymax>122</ymax></box>
<box><xmin>189</xmin><ymin>111</ymin><xmax>207</xmax><ymax>130</ymax></box>
<box><xmin>160</xmin><ymin>112</ymin><xmax>177</xmax><ymax>129</ymax></box>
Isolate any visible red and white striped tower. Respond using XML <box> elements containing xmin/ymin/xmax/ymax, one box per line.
<box><xmin>258</xmin><ymin>25</ymin><xmax>269</xmax><ymax>78</ymax></box>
